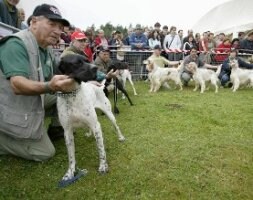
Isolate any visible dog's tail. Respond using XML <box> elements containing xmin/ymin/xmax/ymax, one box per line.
<box><xmin>101</xmin><ymin>79</ymin><xmax>106</xmax><ymax>85</ymax></box>
<box><xmin>177</xmin><ymin>63</ymin><xmax>184</xmax><ymax>72</ymax></box>
<box><xmin>216</xmin><ymin>64</ymin><xmax>222</xmax><ymax>76</ymax></box>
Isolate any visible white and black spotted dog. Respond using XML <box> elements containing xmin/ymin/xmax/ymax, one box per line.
<box><xmin>57</xmin><ymin>54</ymin><xmax>125</xmax><ymax>184</ymax></box>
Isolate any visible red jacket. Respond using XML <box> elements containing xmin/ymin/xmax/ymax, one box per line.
<box><xmin>94</xmin><ymin>36</ymin><xmax>108</xmax><ymax>47</ymax></box>
<box><xmin>84</xmin><ymin>46</ymin><xmax>93</xmax><ymax>63</ymax></box>
<box><xmin>215</xmin><ymin>43</ymin><xmax>231</xmax><ymax>62</ymax></box>
<box><xmin>199</xmin><ymin>38</ymin><xmax>208</xmax><ymax>52</ymax></box>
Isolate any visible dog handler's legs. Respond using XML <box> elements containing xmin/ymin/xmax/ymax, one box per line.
<box><xmin>220</xmin><ymin>74</ymin><xmax>230</xmax><ymax>87</ymax></box>
<box><xmin>45</xmin><ymin>94</ymin><xmax>64</xmax><ymax>140</ymax></box>
<box><xmin>0</xmin><ymin>129</ymin><xmax>55</xmax><ymax>161</ymax></box>
<box><xmin>0</xmin><ymin>140</ymin><xmax>7</xmax><ymax>155</ymax></box>
<box><xmin>181</xmin><ymin>72</ymin><xmax>191</xmax><ymax>86</ymax></box>
<box><xmin>0</xmin><ymin>94</ymin><xmax>59</xmax><ymax>161</ymax></box>
<box><xmin>45</xmin><ymin>94</ymin><xmax>61</xmax><ymax>127</ymax></box>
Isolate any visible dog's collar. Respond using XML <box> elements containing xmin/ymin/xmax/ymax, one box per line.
<box><xmin>56</xmin><ymin>87</ymin><xmax>81</xmax><ymax>98</ymax></box>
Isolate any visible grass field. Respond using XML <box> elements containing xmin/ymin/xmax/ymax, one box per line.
<box><xmin>0</xmin><ymin>81</ymin><xmax>253</xmax><ymax>200</ymax></box>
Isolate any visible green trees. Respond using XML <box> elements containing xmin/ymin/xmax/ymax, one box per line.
<box><xmin>99</xmin><ymin>22</ymin><xmax>128</xmax><ymax>38</ymax></box>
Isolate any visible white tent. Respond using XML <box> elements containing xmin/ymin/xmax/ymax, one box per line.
<box><xmin>17</xmin><ymin>0</ymin><xmax>68</xmax><ymax>22</ymax></box>
<box><xmin>192</xmin><ymin>0</ymin><xmax>253</xmax><ymax>36</ymax></box>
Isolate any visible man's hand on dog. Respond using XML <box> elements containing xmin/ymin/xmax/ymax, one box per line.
<box><xmin>49</xmin><ymin>75</ymin><xmax>76</xmax><ymax>92</ymax></box>
<box><xmin>106</xmin><ymin>69</ymin><xmax>119</xmax><ymax>79</ymax></box>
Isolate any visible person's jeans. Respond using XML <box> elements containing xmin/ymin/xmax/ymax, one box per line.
<box><xmin>181</xmin><ymin>72</ymin><xmax>192</xmax><ymax>85</ymax></box>
<box><xmin>220</xmin><ymin>74</ymin><xmax>230</xmax><ymax>86</ymax></box>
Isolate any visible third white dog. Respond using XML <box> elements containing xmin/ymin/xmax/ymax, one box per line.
<box><xmin>230</xmin><ymin>60</ymin><xmax>253</xmax><ymax>92</ymax></box>
<box><xmin>186</xmin><ymin>62</ymin><xmax>221</xmax><ymax>93</ymax></box>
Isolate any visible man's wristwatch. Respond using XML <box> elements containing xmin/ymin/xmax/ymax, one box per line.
<box><xmin>44</xmin><ymin>82</ymin><xmax>54</xmax><ymax>94</ymax></box>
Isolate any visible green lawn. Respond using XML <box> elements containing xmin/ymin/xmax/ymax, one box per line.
<box><xmin>0</xmin><ymin>82</ymin><xmax>253</xmax><ymax>200</ymax></box>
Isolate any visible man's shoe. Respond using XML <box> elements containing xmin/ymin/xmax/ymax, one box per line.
<box><xmin>47</xmin><ymin>125</ymin><xmax>64</xmax><ymax>141</ymax></box>
<box><xmin>183</xmin><ymin>82</ymin><xmax>188</xmax><ymax>87</ymax></box>
<box><xmin>227</xmin><ymin>82</ymin><xmax>233</xmax><ymax>88</ymax></box>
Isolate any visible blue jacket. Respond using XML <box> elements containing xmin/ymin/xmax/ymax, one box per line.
<box><xmin>219</xmin><ymin>57</ymin><xmax>253</xmax><ymax>79</ymax></box>
<box><xmin>124</xmin><ymin>36</ymin><xmax>130</xmax><ymax>45</ymax></box>
<box><xmin>129</xmin><ymin>32</ymin><xmax>148</xmax><ymax>50</ymax></box>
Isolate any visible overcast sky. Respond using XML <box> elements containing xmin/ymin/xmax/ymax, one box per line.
<box><xmin>20</xmin><ymin>0</ymin><xmax>231</xmax><ymax>32</ymax></box>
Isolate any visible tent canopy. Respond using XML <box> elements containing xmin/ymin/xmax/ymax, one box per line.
<box><xmin>18</xmin><ymin>0</ymin><xmax>68</xmax><ymax>23</ymax></box>
<box><xmin>192</xmin><ymin>0</ymin><xmax>253</xmax><ymax>36</ymax></box>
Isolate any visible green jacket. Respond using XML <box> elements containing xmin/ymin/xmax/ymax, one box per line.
<box><xmin>61</xmin><ymin>45</ymin><xmax>89</xmax><ymax>61</ymax></box>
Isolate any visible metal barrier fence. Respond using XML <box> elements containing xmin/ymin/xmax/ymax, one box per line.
<box><xmin>110</xmin><ymin>49</ymin><xmax>153</xmax><ymax>80</ymax></box>
<box><xmin>92</xmin><ymin>46</ymin><xmax>253</xmax><ymax>80</ymax></box>
<box><xmin>0</xmin><ymin>22</ymin><xmax>20</xmax><ymax>38</ymax></box>
<box><xmin>54</xmin><ymin>45</ymin><xmax>253</xmax><ymax>80</ymax></box>
<box><xmin>206</xmin><ymin>49</ymin><xmax>253</xmax><ymax>65</ymax></box>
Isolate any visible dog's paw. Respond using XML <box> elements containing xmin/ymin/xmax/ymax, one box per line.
<box><xmin>62</xmin><ymin>169</ymin><xmax>75</xmax><ymax>181</ymax></box>
<box><xmin>118</xmin><ymin>136</ymin><xmax>125</xmax><ymax>142</ymax></box>
<box><xmin>98</xmin><ymin>163</ymin><xmax>109</xmax><ymax>174</ymax></box>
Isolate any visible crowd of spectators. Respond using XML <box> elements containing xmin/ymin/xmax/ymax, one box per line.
<box><xmin>1</xmin><ymin>0</ymin><xmax>253</xmax><ymax>64</ymax></box>
<box><xmin>56</xmin><ymin>22</ymin><xmax>253</xmax><ymax>63</ymax></box>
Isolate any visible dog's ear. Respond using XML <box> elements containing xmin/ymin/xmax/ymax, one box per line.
<box><xmin>91</xmin><ymin>66</ymin><xmax>98</xmax><ymax>79</ymax></box>
<box><xmin>122</xmin><ymin>62</ymin><xmax>129</xmax><ymax>70</ymax></box>
<box><xmin>107</xmin><ymin>64</ymin><xmax>114</xmax><ymax>73</ymax></box>
<box><xmin>56</xmin><ymin>59</ymin><xmax>66</xmax><ymax>75</ymax></box>
<box><xmin>73</xmin><ymin>63</ymin><xmax>98</xmax><ymax>83</ymax></box>
<box><xmin>150</xmin><ymin>62</ymin><xmax>154</xmax><ymax>70</ymax></box>
<box><xmin>111</xmin><ymin>61</ymin><xmax>129</xmax><ymax>70</ymax></box>
<box><xmin>58</xmin><ymin>54</ymin><xmax>97</xmax><ymax>83</ymax></box>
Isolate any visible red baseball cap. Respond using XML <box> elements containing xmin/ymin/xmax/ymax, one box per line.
<box><xmin>71</xmin><ymin>31</ymin><xmax>87</xmax><ymax>41</ymax></box>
